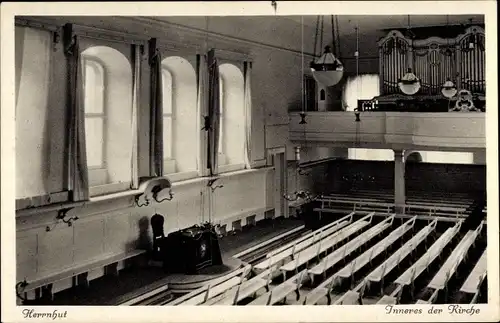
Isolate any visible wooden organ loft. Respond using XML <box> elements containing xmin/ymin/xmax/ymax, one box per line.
<box><xmin>360</xmin><ymin>25</ymin><xmax>486</xmax><ymax>112</ymax></box>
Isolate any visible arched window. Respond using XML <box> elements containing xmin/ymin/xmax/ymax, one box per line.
<box><xmin>81</xmin><ymin>46</ymin><xmax>133</xmax><ymax>193</ymax></box>
<box><xmin>161</xmin><ymin>56</ymin><xmax>198</xmax><ymax>180</ymax></box>
<box><xmin>218</xmin><ymin>63</ymin><xmax>245</xmax><ymax>172</ymax></box>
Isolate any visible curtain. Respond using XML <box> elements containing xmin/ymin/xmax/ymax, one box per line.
<box><xmin>149</xmin><ymin>39</ymin><xmax>163</xmax><ymax>177</ymax></box>
<box><xmin>207</xmin><ymin>49</ymin><xmax>220</xmax><ymax>176</ymax></box>
<box><xmin>130</xmin><ymin>44</ymin><xmax>141</xmax><ymax>189</ymax></box>
<box><xmin>15</xmin><ymin>26</ymin><xmax>53</xmax><ymax>199</ymax></box>
<box><xmin>64</xmin><ymin>24</ymin><xmax>89</xmax><ymax>201</ymax></box>
<box><xmin>243</xmin><ymin>61</ymin><xmax>252</xmax><ymax>168</ymax></box>
<box><xmin>197</xmin><ymin>54</ymin><xmax>209</xmax><ymax>175</ymax></box>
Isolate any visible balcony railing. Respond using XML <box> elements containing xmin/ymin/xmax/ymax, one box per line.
<box><xmin>289</xmin><ymin>111</ymin><xmax>485</xmax><ymax>150</ymax></box>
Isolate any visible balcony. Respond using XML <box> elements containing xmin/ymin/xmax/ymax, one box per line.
<box><xmin>289</xmin><ymin>112</ymin><xmax>485</xmax><ymax>151</ymax></box>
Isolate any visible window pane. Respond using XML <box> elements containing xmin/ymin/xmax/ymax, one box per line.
<box><xmin>162</xmin><ymin>69</ymin><xmax>173</xmax><ymax>114</ymax></box>
<box><xmin>343</xmin><ymin>74</ymin><xmax>380</xmax><ymax>111</ymax></box>
<box><xmin>83</xmin><ymin>61</ymin><xmax>104</xmax><ymax>114</ymax></box>
<box><xmin>163</xmin><ymin>116</ymin><xmax>172</xmax><ymax>159</ymax></box>
<box><xmin>85</xmin><ymin>118</ymin><xmax>104</xmax><ymax>168</ymax></box>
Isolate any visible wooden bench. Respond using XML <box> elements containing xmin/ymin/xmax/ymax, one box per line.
<box><xmin>377</xmin><ymin>295</ymin><xmax>398</xmax><ymax>305</ymax></box>
<box><xmin>248</xmin><ymin>270</ymin><xmax>308</xmax><ymax>305</ymax></box>
<box><xmin>394</xmin><ymin>222</ymin><xmax>461</xmax><ymax>288</ymax></box>
<box><xmin>416</xmin><ymin>299</ymin><xmax>430</xmax><ymax>304</ymax></box>
<box><xmin>427</xmin><ymin>223</ymin><xmax>483</xmax><ymax>291</ymax></box>
<box><xmin>231</xmin><ymin>224</ymin><xmax>305</xmax><ymax>260</ymax></box>
<box><xmin>367</xmin><ymin>219</ymin><xmax>437</xmax><ymax>287</ymax></box>
<box><xmin>404</xmin><ymin>204</ymin><xmax>467</xmax><ymax>217</ymax></box>
<box><xmin>325</xmin><ymin>192</ymin><xmax>472</xmax><ymax>208</ymax></box>
<box><xmin>20</xmin><ymin>249</ymin><xmax>147</xmax><ymax>301</ymax></box>
<box><xmin>318</xmin><ymin>196</ymin><xmax>467</xmax><ymax>218</ymax></box>
<box><xmin>208</xmin><ymin>274</ymin><xmax>270</xmax><ymax>305</ymax></box>
<box><xmin>254</xmin><ymin>213</ymin><xmax>356</xmax><ymax>272</ymax></box>
<box><xmin>167</xmin><ymin>265</ymin><xmax>251</xmax><ymax>305</ymax></box>
<box><xmin>461</xmin><ymin>249</ymin><xmax>487</xmax><ymax>295</ymax></box>
<box><xmin>407</xmin><ymin>200</ymin><xmax>471</xmax><ymax>208</ymax></box>
<box><xmin>336</xmin><ymin>216</ymin><xmax>417</xmax><ymax>281</ymax></box>
<box><xmin>280</xmin><ymin>214</ymin><xmax>376</xmax><ymax>275</ymax></box>
<box><xmin>333</xmin><ymin>290</ymin><xmax>361</xmax><ymax>305</ymax></box>
<box><xmin>318</xmin><ymin>198</ymin><xmax>395</xmax><ymax>214</ymax></box>
<box><xmin>307</xmin><ymin>215</ymin><xmax>395</xmax><ymax>279</ymax></box>
<box><xmin>348</xmin><ymin>190</ymin><xmax>473</xmax><ymax>206</ymax></box>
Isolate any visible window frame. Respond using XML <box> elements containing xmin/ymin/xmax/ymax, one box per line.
<box><xmin>216</xmin><ymin>59</ymin><xmax>247</xmax><ymax>174</ymax></box>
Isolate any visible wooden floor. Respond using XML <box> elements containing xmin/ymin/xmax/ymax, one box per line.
<box><xmin>44</xmin><ymin>190</ymin><xmax>487</xmax><ymax>306</ymax></box>
<box><xmin>165</xmin><ymin>189</ymin><xmax>487</xmax><ymax>306</ymax></box>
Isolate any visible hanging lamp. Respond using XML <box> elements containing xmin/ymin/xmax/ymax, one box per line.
<box><xmin>310</xmin><ymin>15</ymin><xmax>344</xmax><ymax>87</ymax></box>
<box><xmin>398</xmin><ymin>15</ymin><xmax>421</xmax><ymax>96</ymax></box>
<box><xmin>441</xmin><ymin>78</ymin><xmax>458</xmax><ymax>99</ymax></box>
<box><xmin>440</xmin><ymin>16</ymin><xmax>457</xmax><ymax>98</ymax></box>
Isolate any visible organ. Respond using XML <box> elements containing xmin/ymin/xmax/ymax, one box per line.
<box><xmin>362</xmin><ymin>25</ymin><xmax>486</xmax><ymax>112</ymax></box>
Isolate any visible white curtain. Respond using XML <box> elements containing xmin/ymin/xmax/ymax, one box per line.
<box><xmin>243</xmin><ymin>61</ymin><xmax>252</xmax><ymax>168</ymax></box>
<box><xmin>342</xmin><ymin>74</ymin><xmax>380</xmax><ymax>111</ymax></box>
<box><xmin>130</xmin><ymin>44</ymin><xmax>141</xmax><ymax>189</ymax></box>
<box><xmin>15</xmin><ymin>26</ymin><xmax>52</xmax><ymax>199</ymax></box>
<box><xmin>197</xmin><ymin>54</ymin><xmax>208</xmax><ymax>175</ymax></box>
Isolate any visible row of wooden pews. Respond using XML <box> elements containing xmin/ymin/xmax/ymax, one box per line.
<box><xmin>316</xmin><ymin>189</ymin><xmax>477</xmax><ymax>220</ymax></box>
<box><xmin>164</xmin><ymin>207</ymin><xmax>487</xmax><ymax>306</ymax></box>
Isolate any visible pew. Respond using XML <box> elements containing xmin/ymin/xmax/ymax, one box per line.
<box><xmin>416</xmin><ymin>299</ymin><xmax>430</xmax><ymax>304</ymax></box>
<box><xmin>317</xmin><ymin>196</ymin><xmax>467</xmax><ymax>218</ymax></box>
<box><xmin>336</xmin><ymin>216</ymin><xmax>417</xmax><ymax>282</ymax></box>
<box><xmin>20</xmin><ymin>249</ymin><xmax>147</xmax><ymax>302</ymax></box>
<box><xmin>366</xmin><ymin>219</ymin><xmax>438</xmax><ymax>288</ymax></box>
<box><xmin>167</xmin><ymin>265</ymin><xmax>251</xmax><ymax>305</ymax></box>
<box><xmin>326</xmin><ymin>192</ymin><xmax>472</xmax><ymax>208</ymax></box>
<box><xmin>307</xmin><ymin>215</ymin><xmax>395</xmax><ymax>279</ymax></box>
<box><xmin>248</xmin><ymin>270</ymin><xmax>308</xmax><ymax>305</ymax></box>
<box><xmin>427</xmin><ymin>222</ymin><xmax>483</xmax><ymax>292</ymax></box>
<box><xmin>394</xmin><ymin>222</ymin><xmax>461</xmax><ymax>292</ymax></box>
<box><xmin>253</xmin><ymin>213</ymin><xmax>356</xmax><ymax>272</ymax></box>
<box><xmin>460</xmin><ymin>249</ymin><xmax>487</xmax><ymax>295</ymax></box>
<box><xmin>210</xmin><ymin>262</ymin><xmax>286</xmax><ymax>305</ymax></box>
<box><xmin>280</xmin><ymin>213</ymin><xmax>376</xmax><ymax>275</ymax></box>
<box><xmin>377</xmin><ymin>295</ymin><xmax>398</xmax><ymax>305</ymax></box>
<box><xmin>333</xmin><ymin>290</ymin><xmax>361</xmax><ymax>305</ymax></box>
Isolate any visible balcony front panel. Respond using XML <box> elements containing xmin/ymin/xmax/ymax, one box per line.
<box><xmin>289</xmin><ymin>112</ymin><xmax>485</xmax><ymax>150</ymax></box>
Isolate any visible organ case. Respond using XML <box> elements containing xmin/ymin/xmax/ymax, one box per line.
<box><xmin>368</xmin><ymin>25</ymin><xmax>485</xmax><ymax>111</ymax></box>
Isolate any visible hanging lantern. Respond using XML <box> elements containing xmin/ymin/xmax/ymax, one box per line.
<box><xmin>398</xmin><ymin>67</ymin><xmax>421</xmax><ymax>95</ymax></box>
<box><xmin>310</xmin><ymin>46</ymin><xmax>344</xmax><ymax>87</ymax></box>
<box><xmin>441</xmin><ymin>78</ymin><xmax>458</xmax><ymax>98</ymax></box>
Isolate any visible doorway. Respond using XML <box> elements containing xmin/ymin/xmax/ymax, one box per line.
<box><xmin>267</xmin><ymin>147</ymin><xmax>287</xmax><ymax>219</ymax></box>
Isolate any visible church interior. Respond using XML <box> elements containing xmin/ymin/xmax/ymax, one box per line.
<box><xmin>14</xmin><ymin>13</ymin><xmax>488</xmax><ymax>306</ymax></box>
